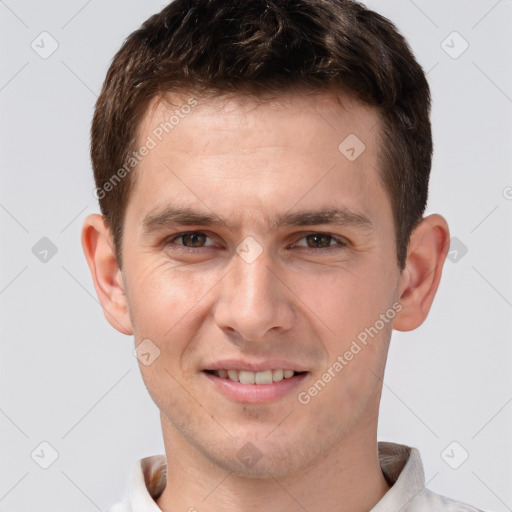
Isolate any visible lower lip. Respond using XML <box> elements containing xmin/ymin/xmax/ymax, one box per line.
<box><xmin>203</xmin><ymin>371</ymin><xmax>309</xmax><ymax>403</ymax></box>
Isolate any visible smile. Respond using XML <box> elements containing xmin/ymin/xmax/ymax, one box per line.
<box><xmin>205</xmin><ymin>368</ymin><xmax>301</xmax><ymax>385</ymax></box>
<box><xmin>203</xmin><ymin>369</ymin><xmax>309</xmax><ymax>403</ymax></box>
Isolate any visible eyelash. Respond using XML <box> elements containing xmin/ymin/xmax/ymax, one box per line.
<box><xmin>165</xmin><ymin>231</ymin><xmax>348</xmax><ymax>253</ymax></box>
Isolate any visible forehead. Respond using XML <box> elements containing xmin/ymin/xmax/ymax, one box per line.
<box><xmin>127</xmin><ymin>89</ymin><xmax>389</xmax><ymax>232</ymax></box>
<box><xmin>139</xmin><ymin>89</ymin><xmax>381</xmax><ymax>155</ymax></box>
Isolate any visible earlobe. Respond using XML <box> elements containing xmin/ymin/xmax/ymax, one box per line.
<box><xmin>393</xmin><ymin>214</ymin><xmax>450</xmax><ymax>332</ymax></box>
<box><xmin>81</xmin><ymin>214</ymin><xmax>133</xmax><ymax>335</ymax></box>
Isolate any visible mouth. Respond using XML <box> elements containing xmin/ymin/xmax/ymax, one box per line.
<box><xmin>203</xmin><ymin>368</ymin><xmax>307</xmax><ymax>385</ymax></box>
<box><xmin>202</xmin><ymin>368</ymin><xmax>309</xmax><ymax>403</ymax></box>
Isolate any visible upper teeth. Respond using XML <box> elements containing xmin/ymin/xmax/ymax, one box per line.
<box><xmin>214</xmin><ymin>369</ymin><xmax>296</xmax><ymax>384</ymax></box>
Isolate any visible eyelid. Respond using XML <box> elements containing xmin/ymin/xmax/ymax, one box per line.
<box><xmin>291</xmin><ymin>232</ymin><xmax>348</xmax><ymax>248</ymax></box>
<box><xmin>169</xmin><ymin>231</ymin><xmax>218</xmax><ymax>247</ymax></box>
<box><xmin>166</xmin><ymin>230</ymin><xmax>349</xmax><ymax>251</ymax></box>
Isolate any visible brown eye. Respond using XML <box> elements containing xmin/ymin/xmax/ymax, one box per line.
<box><xmin>173</xmin><ymin>232</ymin><xmax>210</xmax><ymax>248</ymax></box>
<box><xmin>293</xmin><ymin>233</ymin><xmax>348</xmax><ymax>251</ymax></box>
<box><xmin>305</xmin><ymin>234</ymin><xmax>333</xmax><ymax>248</ymax></box>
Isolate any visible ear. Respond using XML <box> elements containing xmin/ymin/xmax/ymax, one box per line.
<box><xmin>393</xmin><ymin>214</ymin><xmax>450</xmax><ymax>332</ymax></box>
<box><xmin>81</xmin><ymin>213</ymin><xmax>133</xmax><ymax>335</ymax></box>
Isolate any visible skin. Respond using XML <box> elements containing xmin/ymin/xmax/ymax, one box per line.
<box><xmin>82</xmin><ymin>90</ymin><xmax>449</xmax><ymax>512</ymax></box>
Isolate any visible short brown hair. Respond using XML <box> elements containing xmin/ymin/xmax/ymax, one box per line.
<box><xmin>91</xmin><ymin>0</ymin><xmax>432</xmax><ymax>269</ymax></box>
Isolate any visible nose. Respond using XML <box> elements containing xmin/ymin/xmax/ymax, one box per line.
<box><xmin>213</xmin><ymin>245</ymin><xmax>294</xmax><ymax>341</ymax></box>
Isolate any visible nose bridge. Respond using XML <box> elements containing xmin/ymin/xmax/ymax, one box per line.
<box><xmin>214</xmin><ymin>241</ymin><xmax>293</xmax><ymax>338</ymax></box>
<box><xmin>231</xmin><ymin>243</ymin><xmax>275</xmax><ymax>311</ymax></box>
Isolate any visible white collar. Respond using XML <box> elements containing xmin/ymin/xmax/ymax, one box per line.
<box><xmin>110</xmin><ymin>442</ymin><xmax>480</xmax><ymax>512</ymax></box>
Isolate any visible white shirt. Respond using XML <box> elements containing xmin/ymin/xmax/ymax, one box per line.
<box><xmin>107</xmin><ymin>441</ymin><xmax>486</xmax><ymax>512</ymax></box>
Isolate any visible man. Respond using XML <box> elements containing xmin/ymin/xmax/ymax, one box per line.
<box><xmin>81</xmin><ymin>0</ymin><xmax>487</xmax><ymax>510</ymax></box>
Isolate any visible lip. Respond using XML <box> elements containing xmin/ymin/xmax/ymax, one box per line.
<box><xmin>203</xmin><ymin>358</ymin><xmax>310</xmax><ymax>373</ymax></box>
<box><xmin>203</xmin><ymin>370</ymin><xmax>309</xmax><ymax>403</ymax></box>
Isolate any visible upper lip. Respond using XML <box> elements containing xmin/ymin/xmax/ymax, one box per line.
<box><xmin>204</xmin><ymin>358</ymin><xmax>309</xmax><ymax>373</ymax></box>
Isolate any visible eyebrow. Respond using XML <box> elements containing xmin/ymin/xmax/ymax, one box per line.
<box><xmin>142</xmin><ymin>204</ymin><xmax>373</xmax><ymax>234</ymax></box>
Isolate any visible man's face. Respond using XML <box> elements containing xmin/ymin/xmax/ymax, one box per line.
<box><xmin>120</xmin><ymin>91</ymin><xmax>404</xmax><ymax>477</ymax></box>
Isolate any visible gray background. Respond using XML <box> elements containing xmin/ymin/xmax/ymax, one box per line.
<box><xmin>1</xmin><ymin>0</ymin><xmax>511</xmax><ymax>510</ymax></box>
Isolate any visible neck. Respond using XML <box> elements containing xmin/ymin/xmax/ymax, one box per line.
<box><xmin>155</xmin><ymin>420</ymin><xmax>390</xmax><ymax>512</ymax></box>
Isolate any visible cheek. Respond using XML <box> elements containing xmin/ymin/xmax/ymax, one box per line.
<box><xmin>295</xmin><ymin>262</ymin><xmax>397</xmax><ymax>336</ymax></box>
<box><xmin>125</xmin><ymin>259</ymin><xmax>217</xmax><ymax>339</ymax></box>
<box><xmin>298</xmin><ymin>264</ymin><xmax>396</xmax><ymax>397</ymax></box>
<box><xmin>308</xmin><ymin>320</ymin><xmax>392</xmax><ymax>429</ymax></box>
